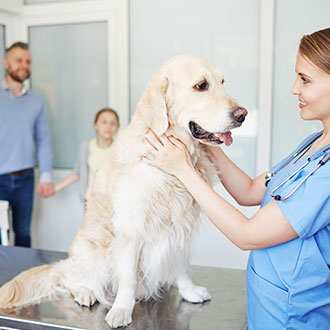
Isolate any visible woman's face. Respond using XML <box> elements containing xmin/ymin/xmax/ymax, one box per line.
<box><xmin>291</xmin><ymin>53</ymin><xmax>330</xmax><ymax>124</ymax></box>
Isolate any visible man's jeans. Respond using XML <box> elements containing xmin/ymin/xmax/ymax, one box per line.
<box><xmin>0</xmin><ymin>169</ymin><xmax>34</xmax><ymax>247</ymax></box>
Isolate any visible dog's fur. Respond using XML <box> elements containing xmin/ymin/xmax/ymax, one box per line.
<box><xmin>0</xmin><ymin>54</ymin><xmax>246</xmax><ymax>328</ymax></box>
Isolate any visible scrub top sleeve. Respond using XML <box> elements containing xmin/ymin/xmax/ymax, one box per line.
<box><xmin>276</xmin><ymin>164</ymin><xmax>330</xmax><ymax>239</ymax></box>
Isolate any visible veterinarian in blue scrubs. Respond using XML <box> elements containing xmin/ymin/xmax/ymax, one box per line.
<box><xmin>143</xmin><ymin>27</ymin><xmax>330</xmax><ymax>329</ymax></box>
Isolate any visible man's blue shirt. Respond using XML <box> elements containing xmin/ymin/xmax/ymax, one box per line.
<box><xmin>0</xmin><ymin>81</ymin><xmax>52</xmax><ymax>182</ymax></box>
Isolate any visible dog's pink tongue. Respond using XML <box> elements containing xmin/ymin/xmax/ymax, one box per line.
<box><xmin>218</xmin><ymin>132</ymin><xmax>233</xmax><ymax>146</ymax></box>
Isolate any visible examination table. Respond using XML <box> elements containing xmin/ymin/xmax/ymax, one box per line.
<box><xmin>0</xmin><ymin>246</ymin><xmax>247</xmax><ymax>329</ymax></box>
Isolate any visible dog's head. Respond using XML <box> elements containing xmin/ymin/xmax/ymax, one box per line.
<box><xmin>135</xmin><ymin>54</ymin><xmax>247</xmax><ymax>146</ymax></box>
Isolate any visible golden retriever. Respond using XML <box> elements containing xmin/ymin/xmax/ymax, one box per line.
<box><xmin>0</xmin><ymin>54</ymin><xmax>247</xmax><ymax>328</ymax></box>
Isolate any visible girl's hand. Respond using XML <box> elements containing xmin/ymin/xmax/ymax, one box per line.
<box><xmin>142</xmin><ymin>129</ymin><xmax>194</xmax><ymax>178</ymax></box>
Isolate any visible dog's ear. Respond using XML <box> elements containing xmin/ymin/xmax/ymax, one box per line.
<box><xmin>135</xmin><ymin>73</ymin><xmax>169</xmax><ymax>136</ymax></box>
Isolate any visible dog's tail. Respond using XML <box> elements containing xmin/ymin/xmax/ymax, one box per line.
<box><xmin>0</xmin><ymin>260</ymin><xmax>67</xmax><ymax>309</ymax></box>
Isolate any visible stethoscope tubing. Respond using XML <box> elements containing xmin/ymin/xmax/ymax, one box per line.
<box><xmin>271</xmin><ymin>159</ymin><xmax>323</xmax><ymax>201</ymax></box>
<box><xmin>269</xmin><ymin>132</ymin><xmax>330</xmax><ymax>202</ymax></box>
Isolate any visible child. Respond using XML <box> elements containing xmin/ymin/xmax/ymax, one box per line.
<box><xmin>54</xmin><ymin>107</ymin><xmax>119</xmax><ymax>202</ymax></box>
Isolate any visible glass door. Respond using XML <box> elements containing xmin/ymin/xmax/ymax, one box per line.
<box><xmin>29</xmin><ymin>22</ymin><xmax>108</xmax><ymax>168</ymax></box>
<box><xmin>22</xmin><ymin>0</ymin><xmax>128</xmax><ymax>168</ymax></box>
<box><xmin>130</xmin><ymin>0</ymin><xmax>260</xmax><ymax>178</ymax></box>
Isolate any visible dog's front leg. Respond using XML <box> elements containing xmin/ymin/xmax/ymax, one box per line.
<box><xmin>105</xmin><ymin>238</ymin><xmax>139</xmax><ymax>329</ymax></box>
<box><xmin>176</xmin><ymin>270</ymin><xmax>211</xmax><ymax>304</ymax></box>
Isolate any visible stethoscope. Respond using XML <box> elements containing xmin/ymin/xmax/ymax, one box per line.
<box><xmin>265</xmin><ymin>131</ymin><xmax>330</xmax><ymax>202</ymax></box>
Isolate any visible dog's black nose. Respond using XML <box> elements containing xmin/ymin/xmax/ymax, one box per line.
<box><xmin>232</xmin><ymin>107</ymin><xmax>248</xmax><ymax>123</ymax></box>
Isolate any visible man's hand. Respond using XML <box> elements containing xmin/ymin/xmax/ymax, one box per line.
<box><xmin>37</xmin><ymin>183</ymin><xmax>55</xmax><ymax>198</ymax></box>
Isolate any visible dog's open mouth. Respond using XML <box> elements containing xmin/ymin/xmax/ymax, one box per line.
<box><xmin>189</xmin><ymin>121</ymin><xmax>233</xmax><ymax>146</ymax></box>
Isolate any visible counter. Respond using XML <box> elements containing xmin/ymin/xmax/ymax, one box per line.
<box><xmin>0</xmin><ymin>246</ymin><xmax>247</xmax><ymax>329</ymax></box>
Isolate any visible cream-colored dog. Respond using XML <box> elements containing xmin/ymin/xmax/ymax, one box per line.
<box><xmin>0</xmin><ymin>54</ymin><xmax>247</xmax><ymax>328</ymax></box>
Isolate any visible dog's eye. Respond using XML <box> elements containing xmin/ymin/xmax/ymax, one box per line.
<box><xmin>221</xmin><ymin>78</ymin><xmax>225</xmax><ymax>84</ymax></box>
<box><xmin>194</xmin><ymin>81</ymin><xmax>209</xmax><ymax>91</ymax></box>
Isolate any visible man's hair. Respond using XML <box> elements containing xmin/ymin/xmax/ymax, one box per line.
<box><xmin>6</xmin><ymin>41</ymin><xmax>29</xmax><ymax>54</ymax></box>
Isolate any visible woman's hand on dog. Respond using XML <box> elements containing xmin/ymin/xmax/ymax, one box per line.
<box><xmin>143</xmin><ymin>129</ymin><xmax>194</xmax><ymax>178</ymax></box>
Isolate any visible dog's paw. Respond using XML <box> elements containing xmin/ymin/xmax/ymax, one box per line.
<box><xmin>105</xmin><ymin>307</ymin><xmax>132</xmax><ymax>329</ymax></box>
<box><xmin>180</xmin><ymin>285</ymin><xmax>211</xmax><ymax>304</ymax></box>
<box><xmin>71</xmin><ymin>287</ymin><xmax>96</xmax><ymax>307</ymax></box>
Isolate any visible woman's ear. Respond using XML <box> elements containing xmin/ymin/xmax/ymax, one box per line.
<box><xmin>134</xmin><ymin>72</ymin><xmax>169</xmax><ymax>136</ymax></box>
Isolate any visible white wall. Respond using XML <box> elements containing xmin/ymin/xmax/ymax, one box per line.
<box><xmin>0</xmin><ymin>0</ymin><xmax>23</xmax><ymax>14</ymax></box>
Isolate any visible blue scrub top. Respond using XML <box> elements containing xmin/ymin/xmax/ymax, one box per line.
<box><xmin>247</xmin><ymin>132</ymin><xmax>330</xmax><ymax>330</ymax></box>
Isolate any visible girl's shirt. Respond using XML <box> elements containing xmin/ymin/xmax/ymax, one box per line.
<box><xmin>87</xmin><ymin>138</ymin><xmax>113</xmax><ymax>191</ymax></box>
<box><xmin>73</xmin><ymin>138</ymin><xmax>113</xmax><ymax>202</ymax></box>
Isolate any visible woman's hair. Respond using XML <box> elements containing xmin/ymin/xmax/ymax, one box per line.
<box><xmin>94</xmin><ymin>107</ymin><xmax>120</xmax><ymax>126</ymax></box>
<box><xmin>299</xmin><ymin>27</ymin><xmax>330</xmax><ymax>74</ymax></box>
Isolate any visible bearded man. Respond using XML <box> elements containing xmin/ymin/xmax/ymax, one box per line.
<box><xmin>0</xmin><ymin>42</ymin><xmax>54</xmax><ymax>247</ymax></box>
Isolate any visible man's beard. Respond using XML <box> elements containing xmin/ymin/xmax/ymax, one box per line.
<box><xmin>7</xmin><ymin>69</ymin><xmax>31</xmax><ymax>83</ymax></box>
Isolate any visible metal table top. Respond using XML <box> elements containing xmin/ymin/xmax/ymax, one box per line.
<box><xmin>0</xmin><ymin>246</ymin><xmax>247</xmax><ymax>330</ymax></box>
